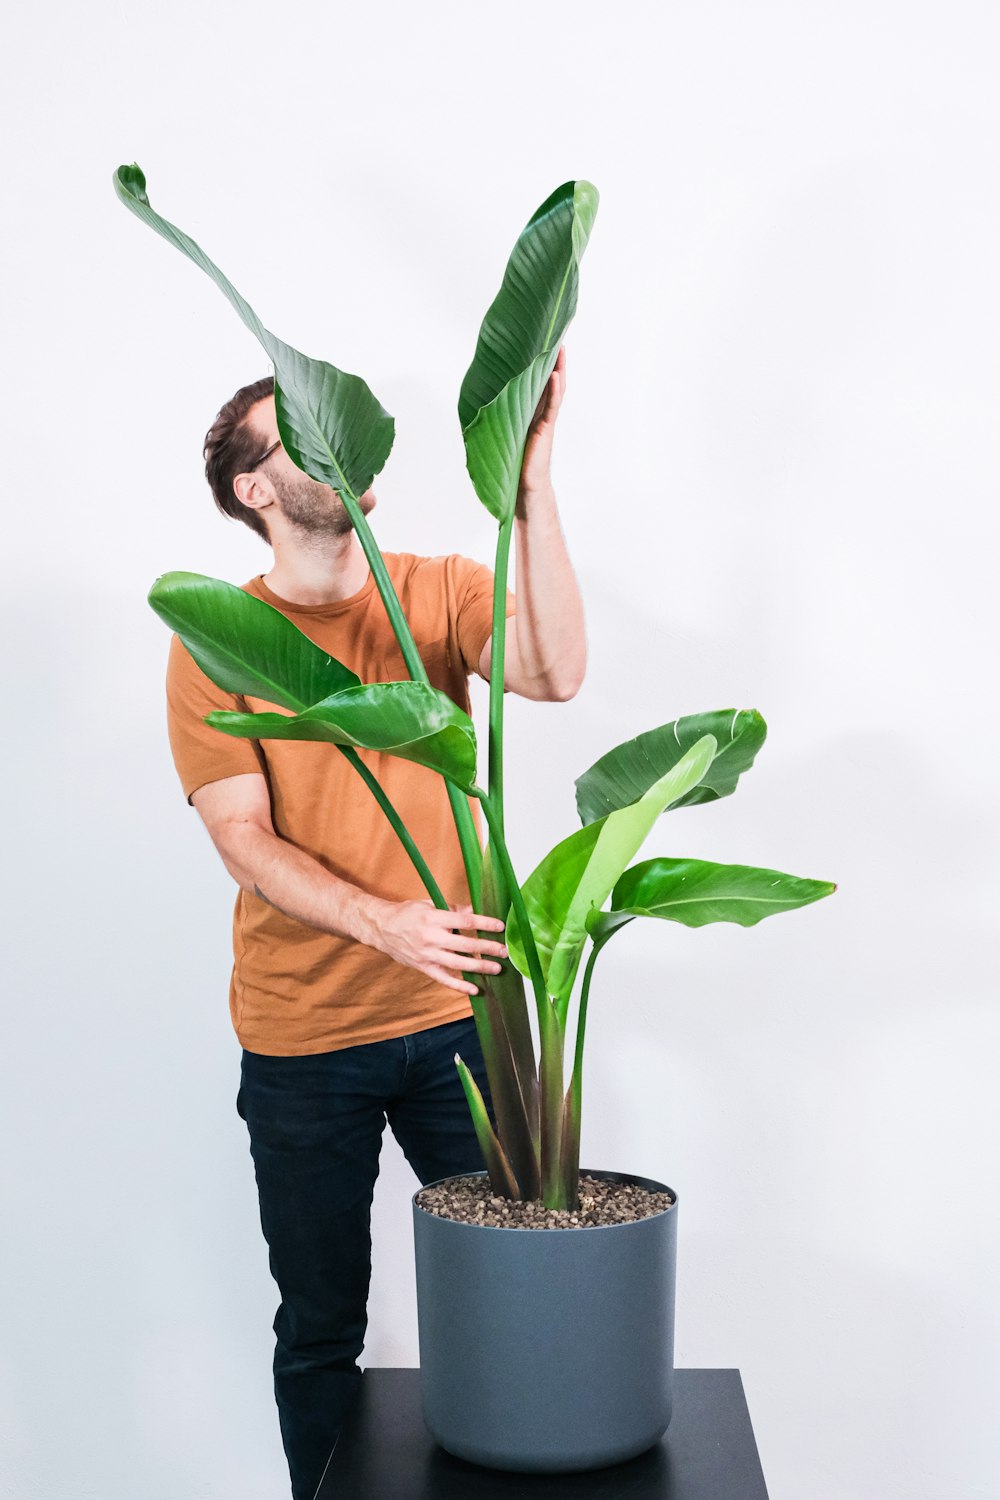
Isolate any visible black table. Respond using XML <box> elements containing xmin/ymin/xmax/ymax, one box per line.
<box><xmin>316</xmin><ymin>1368</ymin><xmax>769</xmax><ymax>1498</ymax></box>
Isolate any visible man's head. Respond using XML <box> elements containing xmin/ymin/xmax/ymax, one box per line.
<box><xmin>204</xmin><ymin>376</ymin><xmax>375</xmax><ymax>545</ymax></box>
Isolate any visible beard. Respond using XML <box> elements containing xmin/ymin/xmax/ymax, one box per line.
<box><xmin>269</xmin><ymin>471</ymin><xmax>376</xmax><ymax>538</ymax></box>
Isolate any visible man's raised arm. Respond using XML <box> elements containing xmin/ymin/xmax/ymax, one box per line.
<box><xmin>477</xmin><ymin>345</ymin><xmax>587</xmax><ymax>702</ymax></box>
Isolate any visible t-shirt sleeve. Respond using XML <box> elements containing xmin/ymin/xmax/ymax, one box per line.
<box><xmin>165</xmin><ymin>632</ymin><xmax>267</xmax><ymax>806</ymax></box>
<box><xmin>450</xmin><ymin>555</ymin><xmax>517</xmax><ymax>679</ymax></box>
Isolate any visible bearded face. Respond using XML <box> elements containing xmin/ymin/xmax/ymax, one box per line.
<box><xmin>268</xmin><ymin>468</ymin><xmax>377</xmax><ymax>539</ymax></box>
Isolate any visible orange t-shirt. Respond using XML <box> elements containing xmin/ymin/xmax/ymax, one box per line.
<box><xmin>164</xmin><ymin>551</ymin><xmax>515</xmax><ymax>1056</ymax></box>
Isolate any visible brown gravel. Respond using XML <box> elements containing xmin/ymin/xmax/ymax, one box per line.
<box><xmin>415</xmin><ymin>1174</ymin><xmax>675</xmax><ymax>1229</ymax></box>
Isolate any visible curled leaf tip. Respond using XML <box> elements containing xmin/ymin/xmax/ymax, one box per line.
<box><xmin>575</xmin><ymin>179</ymin><xmax>599</xmax><ymax>210</ymax></box>
<box><xmin>115</xmin><ymin>162</ymin><xmax>149</xmax><ymax>204</ymax></box>
<box><xmin>736</xmin><ymin>707</ymin><xmax>767</xmax><ymax>734</ymax></box>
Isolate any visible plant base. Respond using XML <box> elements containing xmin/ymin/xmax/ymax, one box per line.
<box><xmin>412</xmin><ymin>1167</ymin><xmax>678</xmax><ymax>1473</ymax></box>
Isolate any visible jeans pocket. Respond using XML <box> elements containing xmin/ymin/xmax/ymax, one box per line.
<box><xmin>236</xmin><ymin>1084</ymin><xmax>246</xmax><ymax>1121</ymax></box>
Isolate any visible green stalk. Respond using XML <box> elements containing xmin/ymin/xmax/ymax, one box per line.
<box><xmin>472</xmin><ymin>787</ymin><xmax>567</xmax><ymax>1206</ymax></box>
<box><xmin>341</xmin><ymin>744</ymin><xmax>490</xmax><ymax>1017</ymax></box>
<box><xmin>338</xmin><ymin>496</ymin><xmax>430</xmax><ymax>682</ymax></box>
<box><xmin>339</xmin><ymin>490</ymin><xmax>483</xmax><ymax>909</ymax></box>
<box><xmin>455</xmin><ymin>1053</ymin><xmax>521</xmax><ymax>1199</ymax></box>
<box><xmin>477</xmin><ymin>977</ymin><xmax>539</xmax><ymax>1200</ymax></box>
<box><xmin>333</xmin><ymin>495</ymin><xmax>543</xmax><ymax>1197</ymax></box>
<box><xmin>347</xmin><ymin>751</ymin><xmax>512</xmax><ymax>1152</ymax></box>
<box><xmin>339</xmin><ymin>750</ymin><xmax>531</xmax><ymax>1160</ymax></box>
<box><xmin>560</xmin><ymin>939</ymin><xmax>603</xmax><ymax>1210</ymax></box>
<box><xmin>341</xmin><ymin>750</ymin><xmax>521</xmax><ymax>1155</ymax></box>
<box><xmin>349</xmin><ymin>779</ymin><xmax>529</xmax><ymax>1198</ymax></box>
<box><xmin>347</xmin><ymin>741</ymin><xmax>528</xmax><ymax>1191</ymax></box>
<box><xmin>332</xmin><ymin>495</ymin><xmax>545</xmax><ymax>1203</ymax></box>
<box><xmin>568</xmin><ymin>941</ymin><xmax>601</xmax><ymax>1120</ymax></box>
<box><xmin>479</xmin><ymin>532</ymin><xmax>540</xmax><ymax>1184</ymax></box>
<box><xmin>340</xmin><ymin>747</ymin><xmax>448</xmax><ymax>909</ymax></box>
<box><xmin>539</xmin><ymin>1010</ymin><xmax>568</xmax><ymax>1207</ymax></box>
<box><xmin>464</xmin><ymin>976</ymin><xmax>539</xmax><ymax>1199</ymax></box>
<box><xmin>471</xmin><ymin>791</ymin><xmax>548</xmax><ymax>1022</ymax></box>
<box><xmin>242</xmin><ymin>673</ymin><xmax>449</xmax><ymax>916</ymax></box>
<box><xmin>488</xmin><ymin>516</ymin><xmax>514</xmax><ymax>831</ymax></box>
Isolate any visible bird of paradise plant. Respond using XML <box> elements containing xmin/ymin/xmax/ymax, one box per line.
<box><xmin>115</xmin><ymin>163</ymin><xmax>834</xmax><ymax>1212</ymax></box>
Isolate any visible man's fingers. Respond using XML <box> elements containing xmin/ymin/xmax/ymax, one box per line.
<box><xmin>443</xmin><ymin>908</ymin><xmax>505</xmax><ymax>933</ymax></box>
<box><xmin>442</xmin><ymin>932</ymin><xmax>508</xmax><ymax>959</ymax></box>
<box><xmin>430</xmin><ymin>951</ymin><xmax>502</xmax><ymax>977</ymax></box>
<box><xmin>553</xmin><ymin>346</ymin><xmax>566</xmax><ymax>402</ymax></box>
<box><xmin>423</xmin><ymin>964</ymin><xmax>479</xmax><ymax>997</ymax></box>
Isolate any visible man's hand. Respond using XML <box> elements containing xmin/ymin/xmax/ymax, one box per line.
<box><xmin>479</xmin><ymin>341</ymin><xmax>585</xmax><ymax>701</ymax></box>
<box><xmin>369</xmin><ymin>901</ymin><xmax>508</xmax><ymax>996</ymax></box>
<box><xmin>517</xmin><ymin>344</ymin><xmax>566</xmax><ymax>506</ymax></box>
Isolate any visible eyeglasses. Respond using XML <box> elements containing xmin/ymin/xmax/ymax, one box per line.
<box><xmin>247</xmin><ymin>439</ymin><xmax>281</xmax><ymax>472</ymax></box>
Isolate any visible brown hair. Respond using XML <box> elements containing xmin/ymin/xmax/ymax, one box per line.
<box><xmin>203</xmin><ymin>375</ymin><xmax>275</xmax><ymax>543</ymax></box>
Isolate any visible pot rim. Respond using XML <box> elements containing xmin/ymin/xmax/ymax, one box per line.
<box><xmin>412</xmin><ymin>1166</ymin><xmax>678</xmax><ymax>1231</ymax></box>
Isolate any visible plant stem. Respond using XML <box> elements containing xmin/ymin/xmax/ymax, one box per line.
<box><xmin>570</xmin><ymin>940</ymin><xmax>601</xmax><ymax>1110</ymax></box>
<box><xmin>488</xmin><ymin>517</ymin><xmax>514</xmax><ymax>835</ymax></box>
<box><xmin>560</xmin><ymin>939</ymin><xmax>603</xmax><ymax>1209</ymax></box>
<box><xmin>332</xmin><ymin>498</ymin><xmax>537</xmax><ymax>1198</ymax></box>
<box><xmin>340</xmin><ymin>505</ymin><xmax>427</xmax><ymax>680</ymax></box>
<box><xmin>472</xmin><ymin>786</ymin><xmax>568</xmax><ymax>1206</ymax></box>
<box><xmin>455</xmin><ymin>1053</ymin><xmax>521</xmax><ymax>1199</ymax></box>
<box><xmin>470</xmin><ymin>977</ymin><xmax>539</xmax><ymax>1199</ymax></box>
<box><xmin>339</xmin><ymin>490</ymin><xmax>483</xmax><ymax>910</ymax></box>
<box><xmin>539</xmin><ymin>1010</ymin><xmax>567</xmax><ymax>1207</ymax></box>
<box><xmin>345</xmin><ymin>747</ymin><xmax>530</xmax><ymax>1187</ymax></box>
<box><xmin>340</xmin><ymin>747</ymin><xmax>448</xmax><ymax>908</ymax></box>
<box><xmin>260</xmin><ymin>676</ymin><xmax>451</xmax><ymax>915</ymax></box>
<box><xmin>342</xmin><ymin>746</ymin><xmax>490</xmax><ymax>1016</ymax></box>
<box><xmin>471</xmin><ymin>790</ymin><xmax>548</xmax><ymax>1023</ymax></box>
<box><xmin>479</xmin><ymin>532</ymin><xmax>539</xmax><ymax>1187</ymax></box>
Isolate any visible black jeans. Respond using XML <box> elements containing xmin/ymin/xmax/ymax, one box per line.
<box><xmin>236</xmin><ymin>1015</ymin><xmax>492</xmax><ymax>1500</ymax></box>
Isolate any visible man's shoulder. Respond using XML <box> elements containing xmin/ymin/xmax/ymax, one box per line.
<box><xmin>385</xmin><ymin>550</ymin><xmax>447</xmax><ymax>577</ymax></box>
<box><xmin>233</xmin><ymin>555</ymin><xmax>491</xmax><ymax>618</ymax></box>
<box><xmin>384</xmin><ymin>551</ymin><xmax>488</xmax><ymax>600</ymax></box>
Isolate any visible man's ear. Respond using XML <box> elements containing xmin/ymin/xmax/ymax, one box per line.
<box><xmin>233</xmin><ymin>472</ymin><xmax>266</xmax><ymax>516</ymax></box>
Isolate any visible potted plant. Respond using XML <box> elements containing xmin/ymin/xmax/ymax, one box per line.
<box><xmin>115</xmin><ymin>164</ymin><xmax>835</xmax><ymax>1474</ymax></box>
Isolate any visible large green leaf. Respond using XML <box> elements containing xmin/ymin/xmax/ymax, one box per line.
<box><xmin>588</xmin><ymin>857</ymin><xmax>836</xmax><ymax>942</ymax></box>
<box><xmin>205</xmin><ymin>681</ymin><xmax>478</xmax><ymax>789</ymax></box>
<box><xmin>114</xmin><ymin>164</ymin><xmax>394</xmax><ymax>499</ymax></box>
<box><xmin>507</xmin><ymin>735</ymin><xmax>717</xmax><ymax>1003</ymax></box>
<box><xmin>459</xmin><ymin>181</ymin><xmax>598</xmax><ymax>522</ymax></box>
<box><xmin>149</xmin><ymin>571</ymin><xmax>359</xmax><ymax>711</ymax></box>
<box><xmin>575</xmin><ymin>709</ymin><xmax>767</xmax><ymax>826</ymax></box>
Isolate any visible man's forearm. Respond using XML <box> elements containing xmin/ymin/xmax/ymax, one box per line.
<box><xmin>219</xmin><ymin>821</ymin><xmax>390</xmax><ymax>949</ymax></box>
<box><xmin>512</xmin><ymin>480</ymin><xmax>587</xmax><ymax>700</ymax></box>
<box><xmin>214</xmin><ymin>820</ymin><xmax>508</xmax><ymax>997</ymax></box>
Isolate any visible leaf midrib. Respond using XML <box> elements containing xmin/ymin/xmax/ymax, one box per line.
<box><xmin>183</xmin><ymin>629</ymin><xmax>311</xmax><ymax>713</ymax></box>
<box><xmin>618</xmin><ymin>891</ymin><xmax>823</xmax><ymax>913</ymax></box>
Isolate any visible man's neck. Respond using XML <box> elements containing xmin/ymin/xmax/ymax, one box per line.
<box><xmin>261</xmin><ymin>533</ymin><xmax>372</xmax><ymax>607</ymax></box>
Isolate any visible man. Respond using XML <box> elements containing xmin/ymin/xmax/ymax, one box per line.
<box><xmin>164</xmin><ymin>346</ymin><xmax>586</xmax><ymax>1499</ymax></box>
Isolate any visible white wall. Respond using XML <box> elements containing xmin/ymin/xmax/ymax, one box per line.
<box><xmin>3</xmin><ymin>2</ymin><xmax>998</xmax><ymax>1496</ymax></box>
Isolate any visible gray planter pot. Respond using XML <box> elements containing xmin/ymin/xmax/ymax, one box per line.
<box><xmin>412</xmin><ymin>1168</ymin><xmax>677</xmax><ymax>1473</ymax></box>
